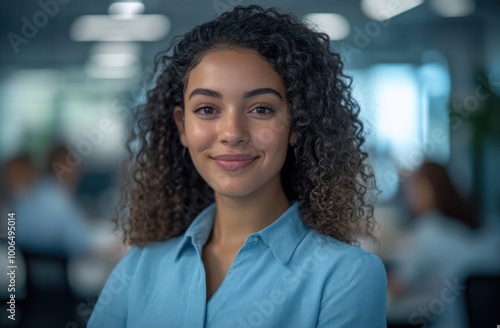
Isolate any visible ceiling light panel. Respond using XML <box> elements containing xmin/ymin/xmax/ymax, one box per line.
<box><xmin>70</xmin><ymin>15</ymin><xmax>170</xmax><ymax>41</ymax></box>
<box><xmin>361</xmin><ymin>0</ymin><xmax>424</xmax><ymax>21</ymax></box>
<box><xmin>304</xmin><ymin>13</ymin><xmax>351</xmax><ymax>41</ymax></box>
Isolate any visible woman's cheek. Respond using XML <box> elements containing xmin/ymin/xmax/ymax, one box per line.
<box><xmin>252</xmin><ymin>127</ymin><xmax>274</xmax><ymax>147</ymax></box>
<box><xmin>252</xmin><ymin>120</ymin><xmax>288</xmax><ymax>147</ymax></box>
<box><xmin>186</xmin><ymin>124</ymin><xmax>214</xmax><ymax>148</ymax></box>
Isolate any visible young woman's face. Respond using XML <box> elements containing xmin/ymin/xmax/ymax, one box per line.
<box><xmin>174</xmin><ymin>48</ymin><xmax>295</xmax><ymax>198</ymax></box>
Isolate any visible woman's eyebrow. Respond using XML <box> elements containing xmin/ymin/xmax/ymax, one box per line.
<box><xmin>188</xmin><ymin>87</ymin><xmax>283</xmax><ymax>100</ymax></box>
<box><xmin>243</xmin><ymin>88</ymin><xmax>283</xmax><ymax>99</ymax></box>
<box><xmin>188</xmin><ymin>88</ymin><xmax>222</xmax><ymax>100</ymax></box>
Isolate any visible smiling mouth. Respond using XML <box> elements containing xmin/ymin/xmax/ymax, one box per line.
<box><xmin>212</xmin><ymin>157</ymin><xmax>258</xmax><ymax>171</ymax></box>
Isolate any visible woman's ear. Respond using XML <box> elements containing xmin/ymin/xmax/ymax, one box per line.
<box><xmin>173</xmin><ymin>106</ymin><xmax>188</xmax><ymax>147</ymax></box>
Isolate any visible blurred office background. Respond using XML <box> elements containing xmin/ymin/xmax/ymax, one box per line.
<box><xmin>0</xmin><ymin>0</ymin><xmax>499</xmax><ymax>327</ymax></box>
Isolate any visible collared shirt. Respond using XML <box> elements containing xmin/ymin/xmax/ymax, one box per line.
<box><xmin>88</xmin><ymin>201</ymin><xmax>387</xmax><ymax>327</ymax></box>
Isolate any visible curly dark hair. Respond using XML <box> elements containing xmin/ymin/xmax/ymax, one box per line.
<box><xmin>115</xmin><ymin>5</ymin><xmax>377</xmax><ymax>246</ymax></box>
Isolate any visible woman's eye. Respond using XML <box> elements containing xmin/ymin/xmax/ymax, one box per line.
<box><xmin>194</xmin><ymin>106</ymin><xmax>216</xmax><ymax>115</ymax></box>
<box><xmin>251</xmin><ymin>106</ymin><xmax>275</xmax><ymax>115</ymax></box>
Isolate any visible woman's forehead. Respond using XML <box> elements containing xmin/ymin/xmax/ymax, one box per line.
<box><xmin>184</xmin><ymin>48</ymin><xmax>286</xmax><ymax>97</ymax></box>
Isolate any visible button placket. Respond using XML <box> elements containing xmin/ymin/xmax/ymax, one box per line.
<box><xmin>205</xmin><ymin>242</ymin><xmax>260</xmax><ymax>327</ymax></box>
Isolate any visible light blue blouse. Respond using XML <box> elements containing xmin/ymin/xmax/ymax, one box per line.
<box><xmin>88</xmin><ymin>201</ymin><xmax>387</xmax><ymax>327</ymax></box>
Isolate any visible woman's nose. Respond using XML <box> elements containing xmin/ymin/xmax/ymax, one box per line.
<box><xmin>218</xmin><ymin>109</ymin><xmax>249</xmax><ymax>146</ymax></box>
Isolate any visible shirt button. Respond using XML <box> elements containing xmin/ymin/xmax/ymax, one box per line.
<box><xmin>253</xmin><ymin>236</ymin><xmax>259</xmax><ymax>242</ymax></box>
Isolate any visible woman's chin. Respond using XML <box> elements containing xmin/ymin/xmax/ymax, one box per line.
<box><xmin>210</xmin><ymin>182</ymin><xmax>260</xmax><ymax>200</ymax></box>
<box><xmin>213</xmin><ymin>188</ymin><xmax>255</xmax><ymax>199</ymax></box>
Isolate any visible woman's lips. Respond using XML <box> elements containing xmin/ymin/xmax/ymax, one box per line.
<box><xmin>212</xmin><ymin>157</ymin><xmax>258</xmax><ymax>171</ymax></box>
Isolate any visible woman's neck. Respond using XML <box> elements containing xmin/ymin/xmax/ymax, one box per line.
<box><xmin>209</xmin><ymin>182</ymin><xmax>291</xmax><ymax>248</ymax></box>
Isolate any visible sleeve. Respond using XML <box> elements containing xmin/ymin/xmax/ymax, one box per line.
<box><xmin>317</xmin><ymin>253</ymin><xmax>388</xmax><ymax>327</ymax></box>
<box><xmin>87</xmin><ymin>247</ymin><xmax>140</xmax><ymax>328</ymax></box>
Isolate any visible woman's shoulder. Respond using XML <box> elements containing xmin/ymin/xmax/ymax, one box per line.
<box><xmin>299</xmin><ymin>229</ymin><xmax>386</xmax><ymax>276</ymax></box>
<box><xmin>307</xmin><ymin>233</ymin><xmax>388</xmax><ymax>327</ymax></box>
<box><xmin>113</xmin><ymin>235</ymin><xmax>186</xmax><ymax>274</ymax></box>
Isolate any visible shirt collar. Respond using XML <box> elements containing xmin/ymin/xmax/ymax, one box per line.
<box><xmin>258</xmin><ymin>201</ymin><xmax>309</xmax><ymax>264</ymax></box>
<box><xmin>174</xmin><ymin>200</ymin><xmax>309</xmax><ymax>265</ymax></box>
<box><xmin>174</xmin><ymin>202</ymin><xmax>217</xmax><ymax>261</ymax></box>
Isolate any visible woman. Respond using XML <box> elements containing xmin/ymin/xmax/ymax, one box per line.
<box><xmin>89</xmin><ymin>5</ymin><xmax>387</xmax><ymax>327</ymax></box>
<box><xmin>388</xmin><ymin>162</ymin><xmax>489</xmax><ymax>328</ymax></box>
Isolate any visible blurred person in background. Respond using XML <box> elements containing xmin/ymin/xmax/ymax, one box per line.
<box><xmin>0</xmin><ymin>154</ymin><xmax>34</xmax><ymax>302</ymax></box>
<box><xmin>2</xmin><ymin>153</ymin><xmax>38</xmax><ymax>209</ymax></box>
<box><xmin>8</xmin><ymin>145</ymin><xmax>92</xmax><ymax>257</ymax></box>
<box><xmin>1</xmin><ymin>147</ymin><xmax>95</xmax><ymax>327</ymax></box>
<box><xmin>387</xmin><ymin>161</ymin><xmax>500</xmax><ymax>328</ymax></box>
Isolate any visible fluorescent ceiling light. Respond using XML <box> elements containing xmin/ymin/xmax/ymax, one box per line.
<box><xmin>85</xmin><ymin>62</ymin><xmax>140</xmax><ymax>79</ymax></box>
<box><xmin>70</xmin><ymin>15</ymin><xmax>170</xmax><ymax>41</ymax></box>
<box><xmin>430</xmin><ymin>0</ymin><xmax>475</xmax><ymax>17</ymax></box>
<box><xmin>89</xmin><ymin>42</ymin><xmax>141</xmax><ymax>56</ymax></box>
<box><xmin>88</xmin><ymin>42</ymin><xmax>141</xmax><ymax>67</ymax></box>
<box><xmin>91</xmin><ymin>53</ymin><xmax>139</xmax><ymax>67</ymax></box>
<box><xmin>361</xmin><ymin>0</ymin><xmax>424</xmax><ymax>21</ymax></box>
<box><xmin>304</xmin><ymin>13</ymin><xmax>350</xmax><ymax>41</ymax></box>
<box><xmin>109</xmin><ymin>1</ymin><xmax>145</xmax><ymax>19</ymax></box>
